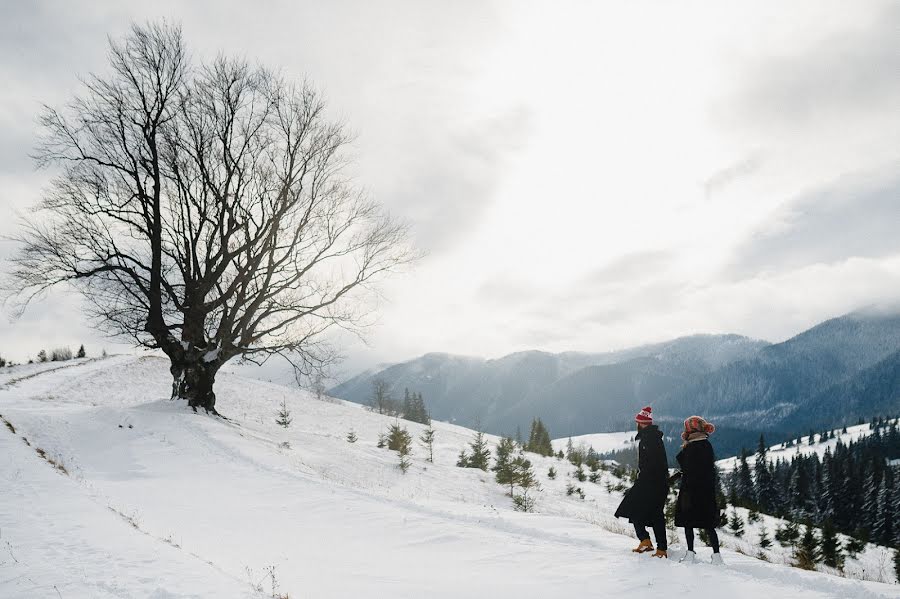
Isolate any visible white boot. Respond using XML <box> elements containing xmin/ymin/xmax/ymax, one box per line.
<box><xmin>679</xmin><ymin>550</ymin><xmax>697</xmax><ymax>563</ymax></box>
<box><xmin>710</xmin><ymin>553</ymin><xmax>724</xmax><ymax>565</ymax></box>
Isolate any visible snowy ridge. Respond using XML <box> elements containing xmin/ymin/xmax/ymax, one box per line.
<box><xmin>552</xmin><ymin>431</ymin><xmax>637</xmax><ymax>455</ymax></box>
<box><xmin>717</xmin><ymin>420</ymin><xmax>897</xmax><ymax>472</ymax></box>
<box><xmin>0</xmin><ymin>356</ymin><xmax>897</xmax><ymax>597</ymax></box>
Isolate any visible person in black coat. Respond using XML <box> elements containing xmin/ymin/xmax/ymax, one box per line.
<box><xmin>671</xmin><ymin>415</ymin><xmax>723</xmax><ymax>564</ymax></box>
<box><xmin>614</xmin><ymin>406</ymin><xmax>669</xmax><ymax>558</ymax></box>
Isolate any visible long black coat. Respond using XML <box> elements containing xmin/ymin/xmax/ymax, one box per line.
<box><xmin>674</xmin><ymin>438</ymin><xmax>720</xmax><ymax>529</ymax></box>
<box><xmin>614</xmin><ymin>425</ymin><xmax>668</xmax><ymax>525</ymax></box>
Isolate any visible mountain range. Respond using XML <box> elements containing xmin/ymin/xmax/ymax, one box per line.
<box><xmin>329</xmin><ymin>309</ymin><xmax>900</xmax><ymax>445</ymax></box>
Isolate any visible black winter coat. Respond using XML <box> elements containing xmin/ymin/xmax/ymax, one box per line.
<box><xmin>674</xmin><ymin>438</ymin><xmax>720</xmax><ymax>529</ymax></box>
<box><xmin>614</xmin><ymin>425</ymin><xmax>668</xmax><ymax>525</ymax></box>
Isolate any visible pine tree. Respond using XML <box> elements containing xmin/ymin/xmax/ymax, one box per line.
<box><xmin>794</xmin><ymin>524</ymin><xmax>820</xmax><ymax>570</ymax></box>
<box><xmin>275</xmin><ymin>399</ymin><xmax>292</xmax><ymax>428</ymax></box>
<box><xmin>728</xmin><ymin>508</ymin><xmax>745</xmax><ymax>537</ymax></box>
<box><xmin>819</xmin><ymin>520</ymin><xmax>843</xmax><ymax>570</ymax></box>
<box><xmin>37</xmin><ymin>349</ymin><xmax>47</xmax><ymax>363</ymax></box>
<box><xmin>526</xmin><ymin>418</ymin><xmax>553</xmax><ymax>456</ymax></box>
<box><xmin>894</xmin><ymin>549</ymin><xmax>900</xmax><ymax>584</ymax></box>
<box><xmin>461</xmin><ymin>430</ymin><xmax>491</xmax><ymax>471</ymax></box>
<box><xmin>736</xmin><ymin>449</ymin><xmax>755</xmax><ymax>505</ymax></box>
<box><xmin>775</xmin><ymin>520</ymin><xmax>801</xmax><ymax>548</ymax></box>
<box><xmin>76</xmin><ymin>344</ymin><xmax>86</xmax><ymax>358</ymax></box>
<box><xmin>759</xmin><ymin>526</ymin><xmax>772</xmax><ymax>549</ymax></box>
<box><xmin>862</xmin><ymin>466</ymin><xmax>881</xmax><ymax>532</ymax></box>
<box><xmin>511</xmin><ymin>454</ymin><xmax>539</xmax><ymax>512</ymax></box>
<box><xmin>874</xmin><ymin>468</ymin><xmax>894</xmax><ymax>545</ymax></box>
<box><xmin>386</xmin><ymin>423</ymin><xmax>413</xmax><ymax>473</ymax></box>
<box><xmin>547</xmin><ymin>466</ymin><xmax>557</xmax><ymax>480</ymax></box>
<box><xmin>493</xmin><ymin>437</ymin><xmax>518</xmax><ymax>495</ymax></box>
<box><xmin>755</xmin><ymin>435</ymin><xmax>778</xmax><ymax>512</ymax></box>
<box><xmin>419</xmin><ymin>427</ymin><xmax>435</xmax><ymax>462</ymax></box>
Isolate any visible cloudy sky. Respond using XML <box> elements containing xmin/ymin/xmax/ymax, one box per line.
<box><xmin>1</xmin><ymin>0</ymin><xmax>898</xmax><ymax>378</ymax></box>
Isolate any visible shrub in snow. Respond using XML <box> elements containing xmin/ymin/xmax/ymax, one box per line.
<box><xmin>0</xmin><ymin>355</ymin><xmax>5</xmax><ymax>367</ymax></box>
<box><xmin>76</xmin><ymin>344</ymin><xmax>86</xmax><ymax>358</ymax></box>
<box><xmin>346</xmin><ymin>430</ymin><xmax>358</xmax><ymax>443</ymax></box>
<box><xmin>566</xmin><ymin>483</ymin><xmax>585</xmax><ymax>500</ymax></box>
<box><xmin>547</xmin><ymin>466</ymin><xmax>557</xmax><ymax>480</ymax></box>
<box><xmin>573</xmin><ymin>466</ymin><xmax>586</xmax><ymax>482</ymax></box>
<box><xmin>50</xmin><ymin>347</ymin><xmax>73</xmax><ymax>361</ymax></box>
<box><xmin>37</xmin><ymin>349</ymin><xmax>47</xmax><ymax>363</ymax></box>
<box><xmin>275</xmin><ymin>400</ymin><xmax>292</xmax><ymax>428</ymax></box>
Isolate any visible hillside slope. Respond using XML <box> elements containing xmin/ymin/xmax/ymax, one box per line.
<box><xmin>0</xmin><ymin>356</ymin><xmax>895</xmax><ymax>598</ymax></box>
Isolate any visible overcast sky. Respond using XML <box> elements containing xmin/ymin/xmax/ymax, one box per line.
<box><xmin>1</xmin><ymin>0</ymin><xmax>898</xmax><ymax>378</ymax></box>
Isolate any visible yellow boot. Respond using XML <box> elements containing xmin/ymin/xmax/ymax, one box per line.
<box><xmin>632</xmin><ymin>539</ymin><xmax>654</xmax><ymax>553</ymax></box>
<box><xmin>652</xmin><ymin>549</ymin><xmax>667</xmax><ymax>559</ymax></box>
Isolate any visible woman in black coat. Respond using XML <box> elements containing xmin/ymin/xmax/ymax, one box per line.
<box><xmin>614</xmin><ymin>406</ymin><xmax>669</xmax><ymax>557</ymax></box>
<box><xmin>672</xmin><ymin>415</ymin><xmax>723</xmax><ymax>564</ymax></box>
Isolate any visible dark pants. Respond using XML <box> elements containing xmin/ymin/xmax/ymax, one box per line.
<box><xmin>633</xmin><ymin>517</ymin><xmax>667</xmax><ymax>550</ymax></box>
<box><xmin>683</xmin><ymin>527</ymin><xmax>720</xmax><ymax>553</ymax></box>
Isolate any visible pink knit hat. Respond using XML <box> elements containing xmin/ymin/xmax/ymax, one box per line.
<box><xmin>635</xmin><ymin>406</ymin><xmax>653</xmax><ymax>425</ymax></box>
<box><xmin>681</xmin><ymin>415</ymin><xmax>715</xmax><ymax>440</ymax></box>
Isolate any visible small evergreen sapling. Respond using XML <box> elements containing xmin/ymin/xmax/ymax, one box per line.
<box><xmin>775</xmin><ymin>520</ymin><xmax>801</xmax><ymax>548</ymax></box>
<box><xmin>794</xmin><ymin>524</ymin><xmax>820</xmax><ymax>570</ymax></box>
<box><xmin>493</xmin><ymin>437</ymin><xmax>518</xmax><ymax>495</ymax></box>
<box><xmin>275</xmin><ymin>400</ymin><xmax>292</xmax><ymax>428</ymax></box>
<box><xmin>386</xmin><ymin>423</ymin><xmax>413</xmax><ymax>473</ymax></box>
<box><xmin>758</xmin><ymin>526</ymin><xmax>772</xmax><ymax>549</ymax></box>
<box><xmin>457</xmin><ymin>430</ymin><xmax>491</xmax><ymax>471</ymax></box>
<box><xmin>420</xmin><ymin>427</ymin><xmax>435</xmax><ymax>462</ymax></box>
<box><xmin>728</xmin><ymin>508</ymin><xmax>745</xmax><ymax>537</ymax></box>
<box><xmin>511</xmin><ymin>454</ymin><xmax>540</xmax><ymax>512</ymax></box>
<box><xmin>346</xmin><ymin>429</ymin><xmax>358</xmax><ymax>443</ymax></box>
<box><xmin>76</xmin><ymin>344</ymin><xmax>86</xmax><ymax>358</ymax></box>
<box><xmin>547</xmin><ymin>466</ymin><xmax>557</xmax><ymax>480</ymax></box>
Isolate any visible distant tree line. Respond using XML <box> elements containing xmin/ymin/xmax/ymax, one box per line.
<box><xmin>368</xmin><ymin>380</ymin><xmax>430</xmax><ymax>425</ymax></box>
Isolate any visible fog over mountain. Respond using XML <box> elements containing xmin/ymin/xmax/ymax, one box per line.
<box><xmin>330</xmin><ymin>309</ymin><xmax>900</xmax><ymax>442</ymax></box>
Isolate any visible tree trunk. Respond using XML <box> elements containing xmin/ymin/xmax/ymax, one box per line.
<box><xmin>171</xmin><ymin>358</ymin><xmax>219</xmax><ymax>413</ymax></box>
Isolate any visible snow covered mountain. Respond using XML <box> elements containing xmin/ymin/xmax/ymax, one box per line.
<box><xmin>329</xmin><ymin>335</ymin><xmax>769</xmax><ymax>436</ymax></box>
<box><xmin>1</xmin><ymin>356</ymin><xmax>896</xmax><ymax>597</ymax></box>
<box><xmin>660</xmin><ymin>310</ymin><xmax>900</xmax><ymax>433</ymax></box>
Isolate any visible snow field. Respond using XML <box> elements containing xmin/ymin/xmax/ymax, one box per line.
<box><xmin>0</xmin><ymin>356</ymin><xmax>897</xmax><ymax>598</ymax></box>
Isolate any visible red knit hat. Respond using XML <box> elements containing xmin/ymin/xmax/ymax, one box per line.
<box><xmin>635</xmin><ymin>406</ymin><xmax>653</xmax><ymax>425</ymax></box>
<box><xmin>682</xmin><ymin>415</ymin><xmax>715</xmax><ymax>440</ymax></box>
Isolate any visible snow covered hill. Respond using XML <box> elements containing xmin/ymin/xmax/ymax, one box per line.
<box><xmin>552</xmin><ymin>431</ymin><xmax>637</xmax><ymax>455</ymax></box>
<box><xmin>1</xmin><ymin>356</ymin><xmax>897</xmax><ymax>598</ymax></box>
<box><xmin>717</xmin><ymin>420</ymin><xmax>896</xmax><ymax>472</ymax></box>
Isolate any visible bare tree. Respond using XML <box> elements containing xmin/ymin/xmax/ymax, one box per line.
<box><xmin>6</xmin><ymin>22</ymin><xmax>415</xmax><ymax>413</ymax></box>
<box><xmin>369</xmin><ymin>378</ymin><xmax>397</xmax><ymax>415</ymax></box>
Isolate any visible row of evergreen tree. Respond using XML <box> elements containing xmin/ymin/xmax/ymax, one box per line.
<box><xmin>727</xmin><ymin>418</ymin><xmax>900</xmax><ymax>549</ymax></box>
